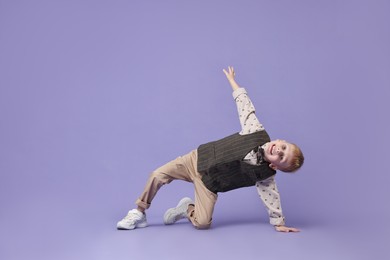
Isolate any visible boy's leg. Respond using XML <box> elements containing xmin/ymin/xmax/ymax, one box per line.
<box><xmin>181</xmin><ymin>150</ymin><xmax>218</xmax><ymax>229</ymax></box>
<box><xmin>135</xmin><ymin>153</ymin><xmax>193</xmax><ymax>211</ymax></box>
<box><xmin>187</xmin><ymin>177</ymin><xmax>218</xmax><ymax>229</ymax></box>
<box><xmin>118</xmin><ymin>153</ymin><xmax>194</xmax><ymax>230</ymax></box>
<box><xmin>133</xmin><ymin>149</ymin><xmax>217</xmax><ymax>229</ymax></box>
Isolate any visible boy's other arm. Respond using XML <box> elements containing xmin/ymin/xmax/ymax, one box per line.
<box><xmin>256</xmin><ymin>177</ymin><xmax>300</xmax><ymax>233</ymax></box>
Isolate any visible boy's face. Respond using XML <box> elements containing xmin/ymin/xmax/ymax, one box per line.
<box><xmin>263</xmin><ymin>139</ymin><xmax>294</xmax><ymax>170</ymax></box>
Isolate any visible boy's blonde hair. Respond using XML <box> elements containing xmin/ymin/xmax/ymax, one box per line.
<box><xmin>280</xmin><ymin>144</ymin><xmax>304</xmax><ymax>173</ymax></box>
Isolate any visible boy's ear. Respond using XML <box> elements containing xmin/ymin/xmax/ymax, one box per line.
<box><xmin>269</xmin><ymin>163</ymin><xmax>278</xmax><ymax>170</ymax></box>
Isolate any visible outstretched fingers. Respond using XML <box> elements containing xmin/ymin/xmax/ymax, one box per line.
<box><xmin>223</xmin><ymin>66</ymin><xmax>236</xmax><ymax>80</ymax></box>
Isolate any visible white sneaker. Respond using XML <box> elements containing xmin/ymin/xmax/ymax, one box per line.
<box><xmin>163</xmin><ymin>197</ymin><xmax>194</xmax><ymax>225</ymax></box>
<box><xmin>117</xmin><ymin>209</ymin><xmax>148</xmax><ymax>230</ymax></box>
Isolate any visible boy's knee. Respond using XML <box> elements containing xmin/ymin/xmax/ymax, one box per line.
<box><xmin>192</xmin><ymin>217</ymin><xmax>212</xmax><ymax>230</ymax></box>
<box><xmin>188</xmin><ymin>206</ymin><xmax>213</xmax><ymax>230</ymax></box>
<box><xmin>195</xmin><ymin>223</ymin><xmax>211</xmax><ymax>230</ymax></box>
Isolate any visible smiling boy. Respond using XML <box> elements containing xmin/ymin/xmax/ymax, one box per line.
<box><xmin>117</xmin><ymin>66</ymin><xmax>304</xmax><ymax>232</ymax></box>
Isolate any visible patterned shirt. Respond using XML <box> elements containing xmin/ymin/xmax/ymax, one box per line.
<box><xmin>233</xmin><ymin>88</ymin><xmax>285</xmax><ymax>226</ymax></box>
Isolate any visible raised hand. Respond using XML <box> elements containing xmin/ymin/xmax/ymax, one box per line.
<box><xmin>223</xmin><ymin>66</ymin><xmax>236</xmax><ymax>81</ymax></box>
<box><xmin>223</xmin><ymin>66</ymin><xmax>240</xmax><ymax>91</ymax></box>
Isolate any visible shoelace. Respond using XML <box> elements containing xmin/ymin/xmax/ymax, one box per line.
<box><xmin>124</xmin><ymin>210</ymin><xmax>141</xmax><ymax>221</ymax></box>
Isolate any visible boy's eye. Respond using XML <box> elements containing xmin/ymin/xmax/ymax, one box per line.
<box><xmin>282</xmin><ymin>145</ymin><xmax>286</xmax><ymax>150</ymax></box>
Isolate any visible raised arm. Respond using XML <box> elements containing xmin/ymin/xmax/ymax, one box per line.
<box><xmin>223</xmin><ymin>66</ymin><xmax>264</xmax><ymax>134</ymax></box>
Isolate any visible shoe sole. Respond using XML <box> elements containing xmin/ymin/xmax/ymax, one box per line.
<box><xmin>117</xmin><ymin>222</ymin><xmax>148</xmax><ymax>230</ymax></box>
<box><xmin>163</xmin><ymin>197</ymin><xmax>193</xmax><ymax>225</ymax></box>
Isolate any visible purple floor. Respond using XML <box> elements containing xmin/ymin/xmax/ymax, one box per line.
<box><xmin>1</xmin><ymin>1</ymin><xmax>389</xmax><ymax>260</ymax></box>
<box><xmin>1</xmin><ymin>174</ymin><xmax>388</xmax><ymax>260</ymax></box>
<box><xmin>0</xmin><ymin>187</ymin><xmax>386</xmax><ymax>260</ymax></box>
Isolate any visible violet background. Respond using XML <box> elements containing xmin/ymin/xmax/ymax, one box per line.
<box><xmin>0</xmin><ymin>0</ymin><xmax>389</xmax><ymax>259</ymax></box>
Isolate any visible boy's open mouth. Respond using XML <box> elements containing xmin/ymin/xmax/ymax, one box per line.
<box><xmin>270</xmin><ymin>144</ymin><xmax>275</xmax><ymax>155</ymax></box>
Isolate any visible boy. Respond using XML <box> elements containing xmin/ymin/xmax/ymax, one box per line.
<box><xmin>117</xmin><ymin>66</ymin><xmax>304</xmax><ymax>233</ymax></box>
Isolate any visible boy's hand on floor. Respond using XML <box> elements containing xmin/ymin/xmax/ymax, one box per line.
<box><xmin>274</xmin><ymin>225</ymin><xmax>300</xmax><ymax>233</ymax></box>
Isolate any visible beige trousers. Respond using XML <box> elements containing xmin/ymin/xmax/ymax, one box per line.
<box><xmin>135</xmin><ymin>149</ymin><xmax>218</xmax><ymax>229</ymax></box>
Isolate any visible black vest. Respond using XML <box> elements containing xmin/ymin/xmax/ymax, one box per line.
<box><xmin>197</xmin><ymin>131</ymin><xmax>276</xmax><ymax>193</ymax></box>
